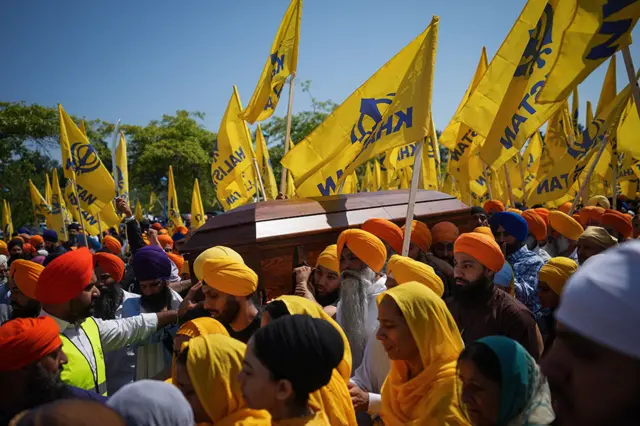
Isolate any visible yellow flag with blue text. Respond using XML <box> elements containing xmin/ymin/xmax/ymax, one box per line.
<box><xmin>212</xmin><ymin>86</ymin><xmax>258</xmax><ymax>210</ymax></box>
<box><xmin>2</xmin><ymin>200</ymin><xmax>13</xmax><ymax>241</ymax></box>
<box><xmin>538</xmin><ymin>0</ymin><xmax>640</xmax><ymax>103</ymax></box>
<box><xmin>191</xmin><ymin>178</ymin><xmax>206</xmax><ymax>230</ymax></box>
<box><xmin>255</xmin><ymin>124</ymin><xmax>278</xmax><ymax>200</ymax></box>
<box><xmin>115</xmin><ymin>131</ymin><xmax>129</xmax><ymax>202</ymax></box>
<box><xmin>29</xmin><ymin>180</ymin><xmax>52</xmax><ymax>217</ymax></box>
<box><xmin>64</xmin><ymin>182</ymin><xmax>110</xmax><ymax>236</ymax></box>
<box><xmin>45</xmin><ymin>173</ymin><xmax>52</xmax><ymax>204</ymax></box>
<box><xmin>239</xmin><ymin>0</ymin><xmax>302</xmax><ymax>124</ymax></box>
<box><xmin>479</xmin><ymin>0</ymin><xmax>578</xmax><ymax>167</ymax></box>
<box><xmin>167</xmin><ymin>166</ymin><xmax>184</xmax><ymax>229</ymax></box>
<box><xmin>58</xmin><ymin>105</ymin><xmax>116</xmax><ymax>216</ymax></box>
<box><xmin>343</xmin><ymin>172</ymin><xmax>359</xmax><ymax>194</ymax></box>
<box><xmin>281</xmin><ymin>17</ymin><xmax>438</xmax><ymax>197</ymax></box>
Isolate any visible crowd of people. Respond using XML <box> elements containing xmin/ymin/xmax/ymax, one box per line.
<box><xmin>0</xmin><ymin>195</ymin><xmax>638</xmax><ymax>426</ymax></box>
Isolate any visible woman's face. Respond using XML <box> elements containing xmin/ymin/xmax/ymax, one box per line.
<box><xmin>458</xmin><ymin>357</ymin><xmax>500</xmax><ymax>426</ymax></box>
<box><xmin>175</xmin><ymin>361</ymin><xmax>209</xmax><ymax>423</ymax></box>
<box><xmin>376</xmin><ymin>296</ymin><xmax>419</xmax><ymax>361</ymax></box>
<box><xmin>238</xmin><ymin>339</ymin><xmax>283</xmax><ymax>412</ymax></box>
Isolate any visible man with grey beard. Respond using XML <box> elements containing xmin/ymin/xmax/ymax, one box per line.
<box><xmin>336</xmin><ymin>229</ymin><xmax>388</xmax><ymax>425</ymax></box>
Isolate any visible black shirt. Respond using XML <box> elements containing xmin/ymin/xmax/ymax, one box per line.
<box><xmin>227</xmin><ymin>307</ymin><xmax>263</xmax><ymax>343</ymax></box>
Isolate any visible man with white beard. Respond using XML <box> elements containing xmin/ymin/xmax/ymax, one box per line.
<box><xmin>547</xmin><ymin>211</ymin><xmax>584</xmax><ymax>262</ymax></box>
<box><xmin>336</xmin><ymin>229</ymin><xmax>388</xmax><ymax>426</ymax></box>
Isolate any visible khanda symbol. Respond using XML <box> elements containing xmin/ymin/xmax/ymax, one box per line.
<box><xmin>514</xmin><ymin>4</ymin><xmax>554</xmax><ymax>77</ymax></box>
<box><xmin>195</xmin><ymin>213</ymin><xmax>203</xmax><ymax>223</ymax></box>
<box><xmin>70</xmin><ymin>142</ymin><xmax>100</xmax><ymax>175</ymax></box>
<box><xmin>351</xmin><ymin>94</ymin><xmax>395</xmax><ymax>144</ymax></box>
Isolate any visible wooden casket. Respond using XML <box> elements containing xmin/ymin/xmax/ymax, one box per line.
<box><xmin>181</xmin><ymin>190</ymin><xmax>469</xmax><ymax>300</ymax></box>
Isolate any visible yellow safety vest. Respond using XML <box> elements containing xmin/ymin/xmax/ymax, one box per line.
<box><xmin>60</xmin><ymin>317</ymin><xmax>108</xmax><ymax>396</ymax></box>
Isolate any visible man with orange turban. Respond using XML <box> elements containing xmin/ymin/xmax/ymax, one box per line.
<box><xmin>0</xmin><ymin>316</ymin><xmax>110</xmax><ymax>424</ymax></box>
<box><xmin>102</xmin><ymin>236</ymin><xmax>123</xmax><ymax>256</ymax></box>
<box><xmin>447</xmin><ymin>233</ymin><xmax>541</xmax><ymax>360</ymax></box>
<box><xmin>422</xmin><ymin>221</ymin><xmax>460</xmax><ymax>297</ymax></box>
<box><xmin>7</xmin><ymin>260</ymin><xmax>43</xmax><ymax>320</ymax></box>
<box><xmin>157</xmin><ymin>235</ymin><xmax>174</xmax><ymax>252</ymax></box>
<box><xmin>548</xmin><ymin>211</ymin><xmax>584</xmax><ymax>262</ymax></box>
<box><xmin>336</xmin><ymin>229</ymin><xmax>388</xmax><ymax>371</ymax></box>
<box><xmin>29</xmin><ymin>234</ymin><xmax>45</xmax><ymax>252</ymax></box>
<box><xmin>362</xmin><ymin>218</ymin><xmax>403</xmax><ymax>258</ymax></box>
<box><xmin>200</xmin><ymin>256</ymin><xmax>261</xmax><ymax>344</ymax></box>
<box><xmin>601</xmin><ymin>210</ymin><xmax>633</xmax><ymax>242</ymax></box>
<box><xmin>35</xmin><ymin>248</ymin><xmax>181</xmax><ymax>395</ymax></box>
<box><xmin>483</xmin><ymin>200</ymin><xmax>505</xmax><ymax>214</ymax></box>
<box><xmin>401</xmin><ymin>220</ymin><xmax>431</xmax><ymax>261</ymax></box>
<box><xmin>522</xmin><ymin>210</ymin><xmax>551</xmax><ymax>262</ymax></box>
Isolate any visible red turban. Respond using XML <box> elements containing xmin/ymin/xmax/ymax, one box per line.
<box><xmin>102</xmin><ymin>236</ymin><xmax>122</xmax><ymax>256</ymax></box>
<box><xmin>36</xmin><ymin>248</ymin><xmax>94</xmax><ymax>304</ymax></box>
<box><xmin>431</xmin><ymin>222</ymin><xmax>460</xmax><ymax>244</ymax></box>
<box><xmin>602</xmin><ymin>211</ymin><xmax>633</xmax><ymax>239</ymax></box>
<box><xmin>158</xmin><ymin>235</ymin><xmax>174</xmax><ymax>248</ymax></box>
<box><xmin>22</xmin><ymin>243</ymin><xmax>36</xmax><ymax>254</ymax></box>
<box><xmin>167</xmin><ymin>252</ymin><xmax>185</xmax><ymax>272</ymax></box>
<box><xmin>362</xmin><ymin>218</ymin><xmax>403</xmax><ymax>254</ymax></box>
<box><xmin>522</xmin><ymin>210</ymin><xmax>547</xmax><ymax>241</ymax></box>
<box><xmin>454</xmin><ymin>233</ymin><xmax>505</xmax><ymax>272</ymax></box>
<box><xmin>93</xmin><ymin>252</ymin><xmax>125</xmax><ymax>283</ymax></box>
<box><xmin>0</xmin><ymin>317</ymin><xmax>61</xmax><ymax>372</ymax></box>
<box><xmin>483</xmin><ymin>200</ymin><xmax>505</xmax><ymax>214</ymax></box>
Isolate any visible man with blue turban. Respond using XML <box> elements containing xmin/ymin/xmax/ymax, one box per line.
<box><xmin>490</xmin><ymin>212</ymin><xmax>544</xmax><ymax>318</ymax></box>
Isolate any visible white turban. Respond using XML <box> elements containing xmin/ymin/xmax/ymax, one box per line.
<box><xmin>556</xmin><ymin>240</ymin><xmax>640</xmax><ymax>359</ymax></box>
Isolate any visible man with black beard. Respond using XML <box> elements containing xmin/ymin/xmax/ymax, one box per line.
<box><xmin>0</xmin><ymin>317</ymin><xmax>106</xmax><ymax>426</ymax></box>
<box><xmin>128</xmin><ymin>245</ymin><xmax>182</xmax><ymax>381</ymax></box>
<box><xmin>447</xmin><ymin>232</ymin><xmax>540</xmax><ymax>360</ymax></box>
<box><xmin>7</xmin><ymin>260</ymin><xmax>43</xmax><ymax>320</ymax></box>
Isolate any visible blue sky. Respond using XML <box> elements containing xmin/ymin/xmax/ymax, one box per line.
<box><xmin>1</xmin><ymin>0</ymin><xmax>639</xmax><ymax>148</ymax></box>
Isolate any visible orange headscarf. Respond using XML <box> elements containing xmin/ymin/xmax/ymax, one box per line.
<box><xmin>602</xmin><ymin>211</ymin><xmax>633</xmax><ymax>239</ymax></box>
<box><xmin>521</xmin><ymin>210</ymin><xmax>547</xmax><ymax>241</ymax></box>
<box><xmin>9</xmin><ymin>259</ymin><xmax>44</xmax><ymax>299</ymax></box>
<box><xmin>454</xmin><ymin>233</ymin><xmax>504</xmax><ymax>272</ymax></box>
<box><xmin>483</xmin><ymin>200</ymin><xmax>505</xmax><ymax>214</ymax></box>
<box><xmin>0</xmin><ymin>317</ymin><xmax>62</xmax><ymax>372</ymax></box>
<box><xmin>337</xmin><ymin>229</ymin><xmax>387</xmax><ymax>273</ymax></box>
<box><xmin>401</xmin><ymin>220</ymin><xmax>432</xmax><ymax>252</ymax></box>
<box><xmin>533</xmin><ymin>208</ymin><xmax>550</xmax><ymax>225</ymax></box>
<box><xmin>379</xmin><ymin>282</ymin><xmax>467</xmax><ymax>425</ymax></box>
<box><xmin>362</xmin><ymin>218</ymin><xmax>403</xmax><ymax>254</ymax></box>
<box><xmin>431</xmin><ymin>222</ymin><xmax>460</xmax><ymax>244</ymax></box>
<box><xmin>102</xmin><ymin>236</ymin><xmax>122</xmax><ymax>255</ymax></box>
<box><xmin>158</xmin><ymin>235</ymin><xmax>173</xmax><ymax>248</ymax></box>
<box><xmin>36</xmin><ymin>248</ymin><xmax>93</xmax><ymax>304</ymax></box>
<box><xmin>29</xmin><ymin>235</ymin><xmax>44</xmax><ymax>247</ymax></box>
<box><xmin>167</xmin><ymin>252</ymin><xmax>185</xmax><ymax>272</ymax></box>
<box><xmin>93</xmin><ymin>252</ymin><xmax>125</xmax><ymax>283</ymax></box>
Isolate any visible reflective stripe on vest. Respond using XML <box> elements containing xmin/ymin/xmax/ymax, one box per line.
<box><xmin>60</xmin><ymin>317</ymin><xmax>107</xmax><ymax>396</ymax></box>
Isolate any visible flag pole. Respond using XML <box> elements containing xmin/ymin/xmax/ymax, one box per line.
<box><xmin>569</xmin><ymin>135</ymin><xmax>609</xmax><ymax>215</ymax></box>
<box><xmin>72</xmin><ymin>180</ymin><xmax>89</xmax><ymax>242</ymax></box>
<box><xmin>253</xmin><ymin>158</ymin><xmax>268</xmax><ymax>201</ymax></box>
<box><xmin>401</xmin><ymin>139</ymin><xmax>425</xmax><ymax>256</ymax></box>
<box><xmin>621</xmin><ymin>47</ymin><xmax>640</xmax><ymax>118</ymax></box>
<box><xmin>503</xmin><ymin>164</ymin><xmax>514</xmax><ymax>208</ymax></box>
<box><xmin>279</xmin><ymin>74</ymin><xmax>296</xmax><ymax>196</ymax></box>
<box><xmin>482</xmin><ymin>160</ymin><xmax>493</xmax><ymax>199</ymax></box>
<box><xmin>518</xmin><ymin>156</ymin><xmax>527</xmax><ymax>206</ymax></box>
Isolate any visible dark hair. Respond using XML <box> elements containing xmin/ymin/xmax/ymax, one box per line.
<box><xmin>264</xmin><ymin>300</ymin><xmax>290</xmax><ymax>321</ymax></box>
<box><xmin>458</xmin><ymin>341</ymin><xmax>501</xmax><ymax>383</ymax></box>
<box><xmin>176</xmin><ymin>346</ymin><xmax>189</xmax><ymax>365</ymax></box>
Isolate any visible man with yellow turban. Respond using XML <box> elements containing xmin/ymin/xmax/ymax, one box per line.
<box><xmin>200</xmin><ymin>256</ymin><xmax>261</xmax><ymax>343</ymax></box>
<box><xmin>386</xmin><ymin>255</ymin><xmax>444</xmax><ymax>296</ymax></box>
<box><xmin>577</xmin><ymin>226</ymin><xmax>618</xmax><ymax>265</ymax></box>
<box><xmin>8</xmin><ymin>259</ymin><xmax>43</xmax><ymax>320</ymax></box>
<box><xmin>401</xmin><ymin>220</ymin><xmax>431</xmax><ymax>261</ymax></box>
<box><xmin>336</xmin><ymin>229</ymin><xmax>387</xmax><ymax>372</ymax></box>
<box><xmin>548</xmin><ymin>211</ymin><xmax>584</xmax><ymax>261</ymax></box>
<box><xmin>447</xmin><ymin>233</ymin><xmax>541</xmax><ymax>360</ymax></box>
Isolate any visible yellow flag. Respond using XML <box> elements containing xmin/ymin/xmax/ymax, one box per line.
<box><xmin>191</xmin><ymin>178</ymin><xmax>206</xmax><ymax>230</ymax></box>
<box><xmin>59</xmin><ymin>105</ymin><xmax>116</xmax><ymax>216</ymax></box>
<box><xmin>420</xmin><ymin>118</ymin><xmax>440</xmax><ymax>190</ymax></box>
<box><xmin>474</xmin><ymin>0</ymin><xmax>578</xmax><ymax>167</ymax></box>
<box><xmin>618</xmin><ymin>97</ymin><xmax>640</xmax><ymax>158</ymax></box>
<box><xmin>239</xmin><ymin>0</ymin><xmax>302</xmax><ymax>123</ymax></box>
<box><xmin>572</xmin><ymin>88</ymin><xmax>580</xmax><ymax>138</ymax></box>
<box><xmin>361</xmin><ymin>162</ymin><xmax>372</xmax><ymax>192</ymax></box>
<box><xmin>167</xmin><ymin>166</ymin><xmax>184</xmax><ymax>229</ymax></box>
<box><xmin>618</xmin><ymin>179</ymin><xmax>638</xmax><ymax>199</ymax></box>
<box><xmin>50</xmin><ymin>170</ymin><xmax>70</xmax><ymax>240</ymax></box>
<box><xmin>2</xmin><ymin>200</ymin><xmax>13</xmax><ymax>241</ymax></box>
<box><xmin>64</xmin><ymin>183</ymin><xmax>109</xmax><ymax>236</ymax></box>
<box><xmin>79</xmin><ymin>120</ymin><xmax>87</xmax><ymax>136</ymax></box>
<box><xmin>343</xmin><ymin>172</ymin><xmax>359</xmax><ymax>194</ymax></box>
<box><xmin>44</xmin><ymin>173</ymin><xmax>52</xmax><ymax>204</ymax></box>
<box><xmin>135</xmin><ymin>200</ymin><xmax>143</xmax><ymax>222</ymax></box>
<box><xmin>282</xmin><ymin>17</ymin><xmax>438</xmax><ymax>197</ymax></box>
<box><xmin>255</xmin><ymin>124</ymin><xmax>278</xmax><ymax>200</ymax></box>
<box><xmin>115</xmin><ymin>131</ymin><xmax>129</xmax><ymax>202</ymax></box>
<box><xmin>596</xmin><ymin>56</ymin><xmax>617</xmax><ymax>116</ymax></box>
<box><xmin>382</xmin><ymin>141</ymin><xmax>420</xmax><ymax>172</ymax></box>
<box><xmin>149</xmin><ymin>192</ymin><xmax>158</xmax><ymax>213</ymax></box>
<box><xmin>286</xmin><ymin>139</ymin><xmax>297</xmax><ymax>198</ymax></box>
<box><xmin>212</xmin><ymin>86</ymin><xmax>258</xmax><ymax>211</ymax></box>
<box><xmin>527</xmin><ymin>69</ymin><xmax>639</xmax><ymax>204</ymax></box>
<box><xmin>373</xmin><ymin>158</ymin><xmax>382</xmax><ymax>191</ymax></box>
<box><xmin>29</xmin><ymin>180</ymin><xmax>52</xmax><ymax>217</ymax></box>
<box><xmin>538</xmin><ymin>0</ymin><xmax>640</xmax><ymax>103</ymax></box>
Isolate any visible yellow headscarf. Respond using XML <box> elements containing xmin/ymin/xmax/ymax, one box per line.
<box><xmin>202</xmin><ymin>258</ymin><xmax>258</xmax><ymax>297</ymax></box>
<box><xmin>276</xmin><ymin>296</ymin><xmax>357</xmax><ymax>426</ymax></box>
<box><xmin>538</xmin><ymin>257</ymin><xmax>578</xmax><ymax>296</ymax></box>
<box><xmin>185</xmin><ymin>334</ymin><xmax>271</xmax><ymax>425</ymax></box>
<box><xmin>386</xmin><ymin>255</ymin><xmax>444</xmax><ymax>296</ymax></box>
<box><xmin>315</xmin><ymin>244</ymin><xmax>339</xmax><ymax>273</ymax></box>
<box><xmin>0</xmin><ymin>241</ymin><xmax>7</xmax><ymax>256</ymax></box>
<box><xmin>193</xmin><ymin>246</ymin><xmax>245</xmax><ymax>281</ymax></box>
<box><xmin>378</xmin><ymin>282</ymin><xmax>469</xmax><ymax>426</ymax></box>
<box><xmin>170</xmin><ymin>317</ymin><xmax>229</xmax><ymax>385</ymax></box>
<box><xmin>271</xmin><ymin>411</ymin><xmax>332</xmax><ymax>426</ymax></box>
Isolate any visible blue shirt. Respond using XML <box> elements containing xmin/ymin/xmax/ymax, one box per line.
<box><xmin>507</xmin><ymin>245</ymin><xmax>544</xmax><ymax>315</ymax></box>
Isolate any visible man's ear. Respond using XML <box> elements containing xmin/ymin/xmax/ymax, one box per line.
<box><xmin>484</xmin><ymin>267</ymin><xmax>495</xmax><ymax>281</ymax></box>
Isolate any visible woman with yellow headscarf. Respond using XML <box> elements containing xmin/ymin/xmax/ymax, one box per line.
<box><xmin>175</xmin><ymin>333</ymin><xmax>271</xmax><ymax>425</ymax></box>
<box><xmin>261</xmin><ymin>296</ymin><xmax>356</xmax><ymax>426</ymax></box>
<box><xmin>377</xmin><ymin>282</ymin><xmax>469</xmax><ymax>425</ymax></box>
